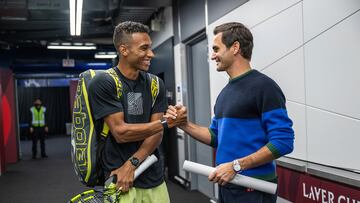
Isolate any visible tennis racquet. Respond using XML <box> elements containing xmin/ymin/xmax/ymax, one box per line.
<box><xmin>68</xmin><ymin>155</ymin><xmax>158</xmax><ymax>203</ymax></box>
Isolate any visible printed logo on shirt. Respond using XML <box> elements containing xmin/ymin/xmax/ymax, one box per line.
<box><xmin>127</xmin><ymin>92</ymin><xmax>143</xmax><ymax>115</ymax></box>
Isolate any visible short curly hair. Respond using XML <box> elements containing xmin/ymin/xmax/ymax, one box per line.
<box><xmin>113</xmin><ymin>21</ymin><xmax>150</xmax><ymax>52</ymax></box>
<box><xmin>213</xmin><ymin>22</ymin><xmax>253</xmax><ymax>60</ymax></box>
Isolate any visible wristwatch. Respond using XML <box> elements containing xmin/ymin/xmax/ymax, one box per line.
<box><xmin>128</xmin><ymin>156</ymin><xmax>140</xmax><ymax>168</ymax></box>
<box><xmin>232</xmin><ymin>159</ymin><xmax>242</xmax><ymax>172</ymax></box>
<box><xmin>160</xmin><ymin>118</ymin><xmax>168</xmax><ymax>130</ymax></box>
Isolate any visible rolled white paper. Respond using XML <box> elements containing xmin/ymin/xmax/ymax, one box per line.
<box><xmin>183</xmin><ymin>160</ymin><xmax>277</xmax><ymax>194</ymax></box>
<box><xmin>134</xmin><ymin>155</ymin><xmax>158</xmax><ymax>179</ymax></box>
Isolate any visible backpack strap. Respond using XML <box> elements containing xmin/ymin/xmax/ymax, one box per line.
<box><xmin>147</xmin><ymin>73</ymin><xmax>160</xmax><ymax>108</ymax></box>
<box><xmin>105</xmin><ymin>68</ymin><xmax>160</xmax><ymax>108</ymax></box>
<box><xmin>81</xmin><ymin>69</ymin><xmax>111</xmax><ymax>139</ymax></box>
<box><xmin>100</xmin><ymin>123</ymin><xmax>110</xmax><ymax>137</ymax></box>
<box><xmin>89</xmin><ymin>69</ymin><xmax>96</xmax><ymax>78</ymax></box>
<box><xmin>96</xmin><ymin>68</ymin><xmax>123</xmax><ymax>138</ymax></box>
<box><xmin>105</xmin><ymin>68</ymin><xmax>123</xmax><ymax>99</ymax></box>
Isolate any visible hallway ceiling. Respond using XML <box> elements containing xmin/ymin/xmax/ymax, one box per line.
<box><xmin>0</xmin><ymin>0</ymin><xmax>171</xmax><ymax>50</ymax></box>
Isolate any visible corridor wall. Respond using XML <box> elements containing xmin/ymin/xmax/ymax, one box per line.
<box><xmin>170</xmin><ymin>0</ymin><xmax>360</xmax><ymax>200</ymax></box>
<box><xmin>207</xmin><ymin>0</ymin><xmax>360</xmax><ymax>172</ymax></box>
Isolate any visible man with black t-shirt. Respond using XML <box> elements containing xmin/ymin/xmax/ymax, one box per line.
<box><xmin>88</xmin><ymin>21</ymin><xmax>186</xmax><ymax>202</ymax></box>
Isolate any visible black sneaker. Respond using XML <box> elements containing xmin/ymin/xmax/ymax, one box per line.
<box><xmin>41</xmin><ymin>155</ymin><xmax>48</xmax><ymax>158</ymax></box>
<box><xmin>32</xmin><ymin>156</ymin><xmax>36</xmax><ymax>159</ymax></box>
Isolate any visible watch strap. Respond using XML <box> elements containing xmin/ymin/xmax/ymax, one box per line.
<box><xmin>160</xmin><ymin>118</ymin><xmax>168</xmax><ymax>130</ymax></box>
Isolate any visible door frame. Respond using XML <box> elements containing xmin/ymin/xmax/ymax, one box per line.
<box><xmin>183</xmin><ymin>31</ymin><xmax>215</xmax><ymax>199</ymax></box>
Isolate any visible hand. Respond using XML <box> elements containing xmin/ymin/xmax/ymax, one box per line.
<box><xmin>45</xmin><ymin>127</ymin><xmax>49</xmax><ymax>133</ymax></box>
<box><xmin>164</xmin><ymin>105</ymin><xmax>178</xmax><ymax>119</ymax></box>
<box><xmin>165</xmin><ymin>105</ymin><xmax>187</xmax><ymax>128</ymax></box>
<box><xmin>208</xmin><ymin>162</ymin><xmax>236</xmax><ymax>186</ymax></box>
<box><xmin>110</xmin><ymin>160</ymin><xmax>136</xmax><ymax>192</ymax></box>
<box><xmin>30</xmin><ymin>127</ymin><xmax>34</xmax><ymax>134</ymax></box>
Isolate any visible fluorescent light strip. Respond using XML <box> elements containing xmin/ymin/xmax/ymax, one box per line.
<box><xmin>94</xmin><ymin>54</ymin><xmax>117</xmax><ymax>59</ymax></box>
<box><xmin>76</xmin><ymin>0</ymin><xmax>83</xmax><ymax>36</ymax></box>
<box><xmin>87</xmin><ymin>63</ymin><xmax>108</xmax><ymax>66</ymax></box>
<box><xmin>69</xmin><ymin>0</ymin><xmax>76</xmax><ymax>36</ymax></box>
<box><xmin>47</xmin><ymin>45</ymin><xmax>96</xmax><ymax>50</ymax></box>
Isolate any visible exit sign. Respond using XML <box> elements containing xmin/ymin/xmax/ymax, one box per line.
<box><xmin>62</xmin><ymin>59</ymin><xmax>75</xmax><ymax>67</ymax></box>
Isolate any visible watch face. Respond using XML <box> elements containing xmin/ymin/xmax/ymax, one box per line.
<box><xmin>130</xmin><ymin>157</ymin><xmax>140</xmax><ymax>167</ymax></box>
<box><xmin>234</xmin><ymin>164</ymin><xmax>241</xmax><ymax>172</ymax></box>
<box><xmin>233</xmin><ymin>160</ymin><xmax>241</xmax><ymax>172</ymax></box>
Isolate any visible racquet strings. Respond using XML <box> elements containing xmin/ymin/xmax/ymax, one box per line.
<box><xmin>69</xmin><ymin>187</ymin><xmax>121</xmax><ymax>203</ymax></box>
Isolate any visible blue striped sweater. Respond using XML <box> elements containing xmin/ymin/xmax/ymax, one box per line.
<box><xmin>209</xmin><ymin>69</ymin><xmax>294</xmax><ymax>180</ymax></box>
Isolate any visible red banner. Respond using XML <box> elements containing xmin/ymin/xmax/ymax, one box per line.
<box><xmin>0</xmin><ymin>83</ymin><xmax>5</xmax><ymax>173</ymax></box>
<box><xmin>277</xmin><ymin>166</ymin><xmax>360</xmax><ymax>203</ymax></box>
<box><xmin>0</xmin><ymin>68</ymin><xmax>18</xmax><ymax>164</ymax></box>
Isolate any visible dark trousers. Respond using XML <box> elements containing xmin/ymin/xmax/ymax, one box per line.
<box><xmin>219</xmin><ymin>181</ymin><xmax>277</xmax><ymax>203</ymax></box>
<box><xmin>31</xmin><ymin>127</ymin><xmax>46</xmax><ymax>157</ymax></box>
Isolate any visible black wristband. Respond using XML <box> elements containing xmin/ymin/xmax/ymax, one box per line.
<box><xmin>160</xmin><ymin>118</ymin><xmax>168</xmax><ymax>130</ymax></box>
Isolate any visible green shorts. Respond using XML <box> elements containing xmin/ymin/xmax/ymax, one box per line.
<box><xmin>110</xmin><ymin>181</ymin><xmax>170</xmax><ymax>203</ymax></box>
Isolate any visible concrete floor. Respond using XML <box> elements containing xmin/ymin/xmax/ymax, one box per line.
<box><xmin>0</xmin><ymin>136</ymin><xmax>209</xmax><ymax>203</ymax></box>
<box><xmin>0</xmin><ymin>135</ymin><xmax>292</xmax><ymax>203</ymax></box>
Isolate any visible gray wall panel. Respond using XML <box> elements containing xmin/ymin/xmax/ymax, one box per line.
<box><xmin>207</xmin><ymin>0</ymin><xmax>248</xmax><ymax>24</ymax></box>
<box><xmin>179</xmin><ymin>0</ymin><xmax>205</xmax><ymax>41</ymax></box>
<box><xmin>172</xmin><ymin>0</ymin><xmax>180</xmax><ymax>44</ymax></box>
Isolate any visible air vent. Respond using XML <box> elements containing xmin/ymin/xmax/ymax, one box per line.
<box><xmin>28</xmin><ymin>0</ymin><xmax>67</xmax><ymax>10</ymax></box>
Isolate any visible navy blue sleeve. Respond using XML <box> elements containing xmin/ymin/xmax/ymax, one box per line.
<box><xmin>88</xmin><ymin>72</ymin><xmax>123</xmax><ymax>121</ymax></box>
<box><xmin>257</xmin><ymin>79</ymin><xmax>294</xmax><ymax>158</ymax></box>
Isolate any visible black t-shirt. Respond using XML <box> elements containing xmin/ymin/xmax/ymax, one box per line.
<box><xmin>88</xmin><ymin>67</ymin><xmax>167</xmax><ymax>188</ymax></box>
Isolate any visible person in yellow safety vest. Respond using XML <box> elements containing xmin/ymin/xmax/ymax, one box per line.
<box><xmin>29</xmin><ymin>98</ymin><xmax>49</xmax><ymax>159</ymax></box>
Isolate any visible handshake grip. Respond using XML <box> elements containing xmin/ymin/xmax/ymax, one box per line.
<box><xmin>165</xmin><ymin>105</ymin><xmax>188</xmax><ymax>128</ymax></box>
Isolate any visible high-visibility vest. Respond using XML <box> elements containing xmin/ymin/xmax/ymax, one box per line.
<box><xmin>30</xmin><ymin>106</ymin><xmax>46</xmax><ymax>127</ymax></box>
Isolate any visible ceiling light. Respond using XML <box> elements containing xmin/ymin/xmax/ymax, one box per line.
<box><xmin>87</xmin><ymin>63</ymin><xmax>108</xmax><ymax>66</ymax></box>
<box><xmin>69</xmin><ymin>0</ymin><xmax>83</xmax><ymax>36</ymax></box>
<box><xmin>69</xmin><ymin>0</ymin><xmax>76</xmax><ymax>36</ymax></box>
<box><xmin>76</xmin><ymin>0</ymin><xmax>83</xmax><ymax>36</ymax></box>
<box><xmin>47</xmin><ymin>45</ymin><xmax>96</xmax><ymax>50</ymax></box>
<box><xmin>94</xmin><ymin>54</ymin><xmax>117</xmax><ymax>59</ymax></box>
<box><xmin>94</xmin><ymin>52</ymin><xmax>117</xmax><ymax>59</ymax></box>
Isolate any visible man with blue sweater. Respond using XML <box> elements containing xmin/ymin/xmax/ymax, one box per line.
<box><xmin>166</xmin><ymin>22</ymin><xmax>294</xmax><ymax>203</ymax></box>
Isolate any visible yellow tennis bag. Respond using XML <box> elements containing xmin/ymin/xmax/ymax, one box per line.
<box><xmin>71</xmin><ymin>67</ymin><xmax>160</xmax><ymax>187</ymax></box>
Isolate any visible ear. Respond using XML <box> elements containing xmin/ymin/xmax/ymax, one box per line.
<box><xmin>232</xmin><ymin>41</ymin><xmax>241</xmax><ymax>55</ymax></box>
<box><xmin>119</xmin><ymin>44</ymin><xmax>128</xmax><ymax>56</ymax></box>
